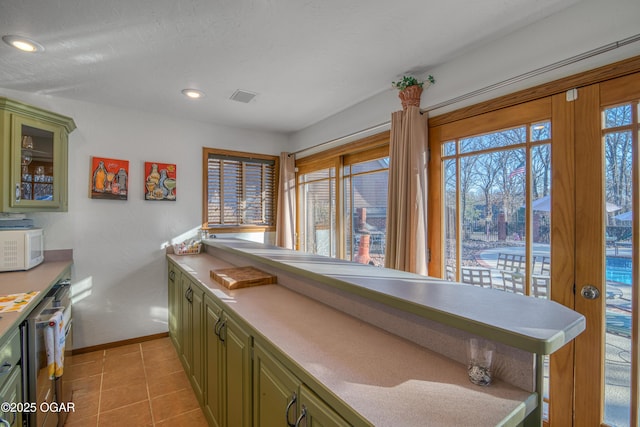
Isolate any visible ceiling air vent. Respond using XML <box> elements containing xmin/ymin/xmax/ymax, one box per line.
<box><xmin>230</xmin><ymin>89</ymin><xmax>257</xmax><ymax>103</ymax></box>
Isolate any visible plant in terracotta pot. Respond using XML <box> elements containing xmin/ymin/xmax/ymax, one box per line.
<box><xmin>392</xmin><ymin>75</ymin><xmax>435</xmax><ymax>110</ymax></box>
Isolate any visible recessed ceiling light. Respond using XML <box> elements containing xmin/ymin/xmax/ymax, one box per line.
<box><xmin>2</xmin><ymin>35</ymin><xmax>45</xmax><ymax>53</ymax></box>
<box><xmin>181</xmin><ymin>89</ymin><xmax>205</xmax><ymax>99</ymax></box>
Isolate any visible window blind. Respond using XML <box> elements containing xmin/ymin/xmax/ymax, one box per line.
<box><xmin>206</xmin><ymin>153</ymin><xmax>276</xmax><ymax>227</ymax></box>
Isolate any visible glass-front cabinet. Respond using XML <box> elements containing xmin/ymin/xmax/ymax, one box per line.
<box><xmin>0</xmin><ymin>97</ymin><xmax>76</xmax><ymax>212</ymax></box>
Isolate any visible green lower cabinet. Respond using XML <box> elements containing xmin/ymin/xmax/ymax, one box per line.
<box><xmin>204</xmin><ymin>295</ymin><xmax>252</xmax><ymax>427</ymax></box>
<box><xmin>0</xmin><ymin>366</ymin><xmax>22</xmax><ymax>427</ymax></box>
<box><xmin>253</xmin><ymin>341</ymin><xmax>301</xmax><ymax>426</ymax></box>
<box><xmin>297</xmin><ymin>385</ymin><xmax>350</xmax><ymax>427</ymax></box>
<box><xmin>253</xmin><ymin>341</ymin><xmax>350</xmax><ymax>427</ymax></box>
<box><xmin>170</xmin><ymin>263</ymin><xmax>360</xmax><ymax>427</ymax></box>
<box><xmin>179</xmin><ymin>273</ymin><xmax>204</xmax><ymax>403</ymax></box>
<box><xmin>167</xmin><ymin>262</ymin><xmax>181</xmax><ymax>352</ymax></box>
<box><xmin>191</xmin><ymin>284</ymin><xmax>204</xmax><ymax>403</ymax></box>
<box><xmin>224</xmin><ymin>314</ymin><xmax>252</xmax><ymax>427</ymax></box>
<box><xmin>204</xmin><ymin>296</ymin><xmax>223</xmax><ymax>426</ymax></box>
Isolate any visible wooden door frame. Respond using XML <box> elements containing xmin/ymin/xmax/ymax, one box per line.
<box><xmin>428</xmin><ymin>55</ymin><xmax>640</xmax><ymax>426</ymax></box>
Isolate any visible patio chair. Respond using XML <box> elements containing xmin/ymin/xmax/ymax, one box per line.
<box><xmin>460</xmin><ymin>267</ymin><xmax>493</xmax><ymax>289</ymax></box>
<box><xmin>531</xmin><ymin>275</ymin><xmax>550</xmax><ymax>298</ymax></box>
<box><xmin>501</xmin><ymin>271</ymin><xmax>525</xmax><ymax>294</ymax></box>
<box><xmin>496</xmin><ymin>253</ymin><xmax>526</xmax><ymax>272</ymax></box>
<box><xmin>533</xmin><ymin>255</ymin><xmax>551</xmax><ymax>275</ymax></box>
<box><xmin>445</xmin><ymin>264</ymin><xmax>456</xmax><ymax>281</ymax></box>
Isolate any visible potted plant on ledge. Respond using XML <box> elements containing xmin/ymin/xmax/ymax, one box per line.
<box><xmin>392</xmin><ymin>75</ymin><xmax>435</xmax><ymax>111</ymax></box>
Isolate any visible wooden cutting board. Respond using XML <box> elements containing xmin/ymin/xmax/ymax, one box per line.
<box><xmin>210</xmin><ymin>266</ymin><xmax>276</xmax><ymax>290</ymax></box>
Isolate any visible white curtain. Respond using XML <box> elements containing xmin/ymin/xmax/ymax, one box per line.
<box><xmin>384</xmin><ymin>106</ymin><xmax>429</xmax><ymax>275</ymax></box>
<box><xmin>276</xmin><ymin>152</ymin><xmax>296</xmax><ymax>249</ymax></box>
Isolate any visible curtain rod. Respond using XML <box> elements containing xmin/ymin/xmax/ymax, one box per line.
<box><xmin>292</xmin><ymin>32</ymin><xmax>640</xmax><ymax>157</ymax></box>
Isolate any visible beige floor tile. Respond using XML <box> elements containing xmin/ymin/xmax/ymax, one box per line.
<box><xmin>154</xmin><ymin>408</ymin><xmax>209</xmax><ymax>427</ymax></box>
<box><xmin>101</xmin><ymin>364</ymin><xmax>146</xmax><ymax>391</ymax></box>
<box><xmin>68</xmin><ymin>359</ymin><xmax>103</xmax><ymax>380</ymax></box>
<box><xmin>98</xmin><ymin>400</ymin><xmax>153</xmax><ymax>427</ymax></box>
<box><xmin>65</xmin><ymin>414</ymin><xmax>98</xmax><ymax>426</ymax></box>
<box><xmin>70</xmin><ymin>374</ymin><xmax>102</xmax><ymax>397</ymax></box>
<box><xmin>103</xmin><ymin>351</ymin><xmax>143</xmax><ymax>373</ymax></box>
<box><xmin>147</xmin><ymin>370</ymin><xmax>191</xmax><ymax>399</ymax></box>
<box><xmin>66</xmin><ymin>337</ymin><xmax>204</xmax><ymax>426</ymax></box>
<box><xmin>150</xmin><ymin>388</ymin><xmax>200</xmax><ymax>422</ymax></box>
<box><xmin>143</xmin><ymin>353</ymin><xmax>183</xmax><ymax>375</ymax></box>
<box><xmin>65</xmin><ymin>391</ymin><xmax>99</xmax><ymax>423</ymax></box>
<box><xmin>141</xmin><ymin>337</ymin><xmax>173</xmax><ymax>351</ymax></box>
<box><xmin>104</xmin><ymin>343</ymin><xmax>141</xmax><ymax>358</ymax></box>
<box><xmin>100</xmin><ymin>382</ymin><xmax>149</xmax><ymax>413</ymax></box>
<box><xmin>68</xmin><ymin>351</ymin><xmax>104</xmax><ymax>366</ymax></box>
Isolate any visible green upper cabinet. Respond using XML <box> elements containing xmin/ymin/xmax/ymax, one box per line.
<box><xmin>0</xmin><ymin>97</ymin><xmax>76</xmax><ymax>212</ymax></box>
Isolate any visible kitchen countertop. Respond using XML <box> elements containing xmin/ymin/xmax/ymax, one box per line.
<box><xmin>204</xmin><ymin>238</ymin><xmax>585</xmax><ymax>356</ymax></box>
<box><xmin>169</xmin><ymin>252</ymin><xmax>537</xmax><ymax>426</ymax></box>
<box><xmin>0</xmin><ymin>258</ymin><xmax>72</xmax><ymax>340</ymax></box>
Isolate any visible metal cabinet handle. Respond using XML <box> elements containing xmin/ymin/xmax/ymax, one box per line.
<box><xmin>169</xmin><ymin>271</ymin><xmax>175</xmax><ymax>281</ymax></box>
<box><xmin>286</xmin><ymin>392</ymin><xmax>297</xmax><ymax>427</ymax></box>
<box><xmin>214</xmin><ymin>317</ymin><xmax>222</xmax><ymax>337</ymax></box>
<box><xmin>0</xmin><ymin>362</ymin><xmax>12</xmax><ymax>376</ymax></box>
<box><xmin>294</xmin><ymin>405</ymin><xmax>307</xmax><ymax>427</ymax></box>
<box><xmin>218</xmin><ymin>319</ymin><xmax>227</xmax><ymax>342</ymax></box>
<box><xmin>15</xmin><ymin>183</ymin><xmax>20</xmax><ymax>203</ymax></box>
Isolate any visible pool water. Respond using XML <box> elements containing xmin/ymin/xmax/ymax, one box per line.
<box><xmin>606</xmin><ymin>257</ymin><xmax>633</xmax><ymax>285</ymax></box>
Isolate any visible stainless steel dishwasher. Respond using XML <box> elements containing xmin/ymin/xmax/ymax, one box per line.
<box><xmin>51</xmin><ymin>281</ymin><xmax>72</xmax><ymax>427</ymax></box>
<box><xmin>20</xmin><ymin>278</ymin><xmax>72</xmax><ymax>427</ymax></box>
<box><xmin>21</xmin><ymin>293</ymin><xmax>58</xmax><ymax>427</ymax></box>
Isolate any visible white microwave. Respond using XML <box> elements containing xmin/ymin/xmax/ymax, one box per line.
<box><xmin>0</xmin><ymin>228</ymin><xmax>44</xmax><ymax>271</ymax></box>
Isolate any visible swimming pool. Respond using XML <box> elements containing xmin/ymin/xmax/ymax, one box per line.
<box><xmin>606</xmin><ymin>256</ymin><xmax>633</xmax><ymax>285</ymax></box>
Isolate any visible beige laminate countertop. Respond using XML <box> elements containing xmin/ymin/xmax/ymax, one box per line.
<box><xmin>0</xmin><ymin>259</ymin><xmax>72</xmax><ymax>339</ymax></box>
<box><xmin>205</xmin><ymin>238</ymin><xmax>585</xmax><ymax>356</ymax></box>
<box><xmin>169</xmin><ymin>253</ymin><xmax>536</xmax><ymax>427</ymax></box>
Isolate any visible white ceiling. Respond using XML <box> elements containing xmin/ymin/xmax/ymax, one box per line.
<box><xmin>0</xmin><ymin>0</ymin><xmax>581</xmax><ymax>134</ymax></box>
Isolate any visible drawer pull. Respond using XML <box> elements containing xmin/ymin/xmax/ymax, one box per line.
<box><xmin>0</xmin><ymin>362</ymin><xmax>12</xmax><ymax>376</ymax></box>
<box><xmin>286</xmin><ymin>392</ymin><xmax>297</xmax><ymax>427</ymax></box>
<box><xmin>214</xmin><ymin>317</ymin><xmax>222</xmax><ymax>337</ymax></box>
<box><xmin>294</xmin><ymin>405</ymin><xmax>307</xmax><ymax>427</ymax></box>
<box><xmin>218</xmin><ymin>320</ymin><xmax>227</xmax><ymax>343</ymax></box>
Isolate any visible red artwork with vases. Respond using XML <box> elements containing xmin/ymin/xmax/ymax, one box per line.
<box><xmin>144</xmin><ymin>162</ymin><xmax>176</xmax><ymax>201</ymax></box>
<box><xmin>90</xmin><ymin>156</ymin><xmax>129</xmax><ymax>200</ymax></box>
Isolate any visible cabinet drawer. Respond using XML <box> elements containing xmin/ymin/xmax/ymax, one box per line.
<box><xmin>0</xmin><ymin>329</ymin><xmax>21</xmax><ymax>388</ymax></box>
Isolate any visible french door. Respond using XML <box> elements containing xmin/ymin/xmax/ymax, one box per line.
<box><xmin>573</xmin><ymin>72</ymin><xmax>639</xmax><ymax>427</ymax></box>
<box><xmin>429</xmin><ymin>65</ymin><xmax>640</xmax><ymax>426</ymax></box>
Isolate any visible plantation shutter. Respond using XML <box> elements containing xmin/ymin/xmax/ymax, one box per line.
<box><xmin>207</xmin><ymin>153</ymin><xmax>276</xmax><ymax>227</ymax></box>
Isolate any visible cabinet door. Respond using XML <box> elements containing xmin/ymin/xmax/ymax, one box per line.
<box><xmin>179</xmin><ymin>274</ymin><xmax>193</xmax><ymax>374</ymax></box>
<box><xmin>9</xmin><ymin>114</ymin><xmax>67</xmax><ymax>211</ymax></box>
<box><xmin>253</xmin><ymin>341</ymin><xmax>301</xmax><ymax>427</ymax></box>
<box><xmin>204</xmin><ymin>296</ymin><xmax>223</xmax><ymax>427</ymax></box>
<box><xmin>190</xmin><ymin>284</ymin><xmax>204</xmax><ymax>404</ymax></box>
<box><xmin>167</xmin><ymin>262</ymin><xmax>181</xmax><ymax>349</ymax></box>
<box><xmin>297</xmin><ymin>385</ymin><xmax>350</xmax><ymax>427</ymax></box>
<box><xmin>0</xmin><ymin>366</ymin><xmax>22</xmax><ymax>427</ymax></box>
<box><xmin>224</xmin><ymin>314</ymin><xmax>252</xmax><ymax>427</ymax></box>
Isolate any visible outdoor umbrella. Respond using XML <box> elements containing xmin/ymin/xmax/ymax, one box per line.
<box><xmin>614</xmin><ymin>211</ymin><xmax>633</xmax><ymax>221</ymax></box>
<box><xmin>531</xmin><ymin>195</ymin><xmax>621</xmax><ymax>212</ymax></box>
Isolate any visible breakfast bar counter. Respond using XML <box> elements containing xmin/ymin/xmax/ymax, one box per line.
<box><xmin>167</xmin><ymin>238</ymin><xmax>586</xmax><ymax>426</ymax></box>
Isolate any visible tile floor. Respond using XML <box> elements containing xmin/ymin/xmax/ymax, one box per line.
<box><xmin>64</xmin><ymin>337</ymin><xmax>209</xmax><ymax>426</ymax></box>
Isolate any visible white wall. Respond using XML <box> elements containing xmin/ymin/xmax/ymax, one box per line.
<box><xmin>3</xmin><ymin>0</ymin><xmax>639</xmax><ymax>349</ymax></box>
<box><xmin>289</xmin><ymin>0</ymin><xmax>640</xmax><ymax>153</ymax></box>
<box><xmin>0</xmin><ymin>88</ymin><xmax>288</xmax><ymax>349</ymax></box>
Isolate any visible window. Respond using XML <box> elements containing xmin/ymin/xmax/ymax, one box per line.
<box><xmin>296</xmin><ymin>133</ymin><xmax>389</xmax><ymax>264</ymax></box>
<box><xmin>203</xmin><ymin>148</ymin><xmax>278</xmax><ymax>231</ymax></box>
